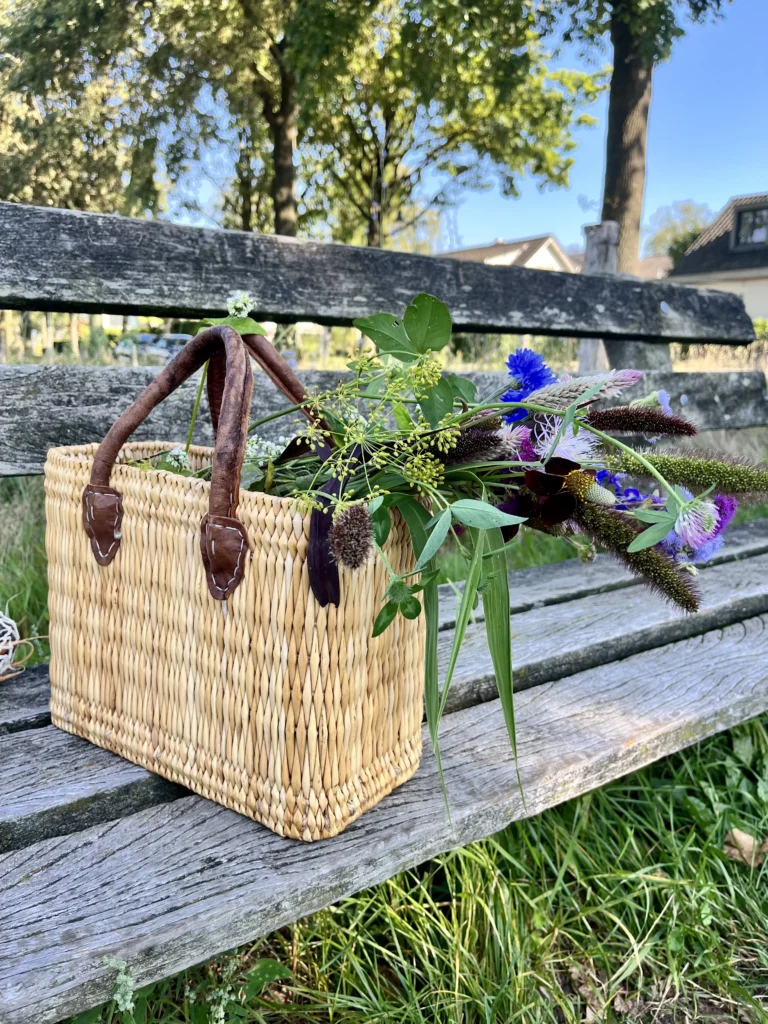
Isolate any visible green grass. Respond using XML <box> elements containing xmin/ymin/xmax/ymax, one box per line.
<box><xmin>2</xmin><ymin>478</ymin><xmax>767</xmax><ymax>1023</ymax></box>
<box><xmin>0</xmin><ymin>475</ymin><xmax>49</xmax><ymax>664</ymax></box>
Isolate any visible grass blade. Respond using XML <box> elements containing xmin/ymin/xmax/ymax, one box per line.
<box><xmin>482</xmin><ymin>526</ymin><xmax>524</xmax><ymax>802</ymax></box>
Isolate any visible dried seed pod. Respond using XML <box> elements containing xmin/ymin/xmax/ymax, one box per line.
<box><xmin>329</xmin><ymin>505</ymin><xmax>374</xmax><ymax>570</ymax></box>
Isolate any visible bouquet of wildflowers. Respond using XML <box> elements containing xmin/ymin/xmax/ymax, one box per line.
<box><xmin>164</xmin><ymin>292</ymin><xmax>768</xmax><ymax>770</ymax></box>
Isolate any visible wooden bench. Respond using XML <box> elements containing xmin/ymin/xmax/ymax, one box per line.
<box><xmin>2</xmin><ymin>200</ymin><xmax>767</xmax><ymax>1024</ymax></box>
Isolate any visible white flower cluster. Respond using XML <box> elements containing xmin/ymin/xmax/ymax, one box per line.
<box><xmin>103</xmin><ymin>957</ymin><xmax>136</xmax><ymax>1014</ymax></box>
<box><xmin>244</xmin><ymin>434</ymin><xmax>290</xmax><ymax>466</ymax></box>
<box><xmin>166</xmin><ymin>445</ymin><xmax>189</xmax><ymax>469</ymax></box>
<box><xmin>226</xmin><ymin>291</ymin><xmax>253</xmax><ymax>318</ymax></box>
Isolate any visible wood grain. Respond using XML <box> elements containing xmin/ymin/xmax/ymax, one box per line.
<box><xmin>2</xmin><ymin>366</ymin><xmax>766</xmax><ymax>475</ymax></box>
<box><xmin>4</xmin><ymin>520</ymin><xmax>768</xmax><ymax>737</ymax></box>
<box><xmin>2</xmin><ymin>613</ymin><xmax>767</xmax><ymax>1024</ymax></box>
<box><xmin>0</xmin><ymin>201</ymin><xmax>753</xmax><ymax>341</ymax></box>
<box><xmin>442</xmin><ymin>550</ymin><xmax>768</xmax><ymax>712</ymax></box>
<box><xmin>4</xmin><ymin>539</ymin><xmax>768</xmax><ymax>851</ymax></box>
<box><xmin>0</xmin><ymin>728</ymin><xmax>186</xmax><ymax>852</ymax></box>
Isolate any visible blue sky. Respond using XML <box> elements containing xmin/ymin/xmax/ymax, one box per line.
<box><xmin>440</xmin><ymin>0</ymin><xmax>768</xmax><ymax>255</ymax></box>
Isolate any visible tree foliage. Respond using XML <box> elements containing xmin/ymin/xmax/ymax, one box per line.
<box><xmin>299</xmin><ymin>0</ymin><xmax>602</xmax><ymax>246</ymax></box>
<box><xmin>645</xmin><ymin>200</ymin><xmax>712</xmax><ymax>265</ymax></box>
<box><xmin>1</xmin><ymin>0</ymin><xmax>600</xmax><ymax>243</ymax></box>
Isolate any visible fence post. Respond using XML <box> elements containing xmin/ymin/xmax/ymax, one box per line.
<box><xmin>577</xmin><ymin>223</ymin><xmax>616</xmax><ymax>373</ymax></box>
<box><xmin>578</xmin><ymin>221</ymin><xmax>673</xmax><ymax>372</ymax></box>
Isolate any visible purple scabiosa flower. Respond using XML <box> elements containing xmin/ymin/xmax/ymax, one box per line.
<box><xmin>691</xmin><ymin>534</ymin><xmax>725</xmax><ymax>563</ymax></box>
<box><xmin>674</xmin><ymin>498</ymin><xmax>720</xmax><ymax>549</ymax></box>
<box><xmin>658</xmin><ymin>389</ymin><xmax>673</xmax><ymax>416</ymax></box>
<box><xmin>533</xmin><ymin>415</ymin><xmax>600</xmax><ymax>464</ymax></box>
<box><xmin>713</xmin><ymin>494</ymin><xmax>738</xmax><ymax>536</ymax></box>
<box><xmin>501</xmin><ymin>349</ymin><xmax>557</xmax><ymax>423</ymax></box>
<box><xmin>500</xmin><ymin>424</ymin><xmax>539</xmax><ymax>462</ymax></box>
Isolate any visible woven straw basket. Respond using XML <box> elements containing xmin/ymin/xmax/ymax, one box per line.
<box><xmin>45</xmin><ymin>326</ymin><xmax>425</xmax><ymax>841</ymax></box>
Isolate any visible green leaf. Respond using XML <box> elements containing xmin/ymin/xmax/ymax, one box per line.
<box><xmin>419</xmin><ymin>376</ymin><xmax>455</xmax><ymax>427</ymax></box>
<box><xmin>627</xmin><ymin>520</ymin><xmax>676</xmax><ymax>552</ymax></box>
<box><xmin>445</xmin><ymin>373</ymin><xmax>477</xmax><ymax>403</ymax></box>
<box><xmin>204</xmin><ymin>315</ymin><xmax>267</xmax><ymax>336</ymax></box>
<box><xmin>244</xmin><ymin>959</ymin><xmax>292</xmax><ymax>999</ymax></box>
<box><xmin>415</xmin><ymin>509</ymin><xmax>452</xmax><ymax>570</ymax></box>
<box><xmin>368</xmin><ymin>495</ymin><xmax>384</xmax><ymax>514</ymax></box>
<box><xmin>422</xmin><ymin>556</ymin><xmax>440</xmax><ymax>797</ymax></box>
<box><xmin>400</xmin><ymin>595</ymin><xmax>422</xmax><ymax>619</ymax></box>
<box><xmin>482</xmin><ymin>527</ymin><xmax>518</xmax><ymax>763</ymax></box>
<box><xmin>353</xmin><ymin>313</ymin><xmax>416</xmax><ymax>361</ymax></box>
<box><xmin>372</xmin><ymin>601</ymin><xmax>399</xmax><ymax>638</ymax></box>
<box><xmin>403</xmin><ymin>293</ymin><xmax>452</xmax><ymax>353</ymax></box>
<box><xmin>371</xmin><ymin>506</ymin><xmax>392</xmax><ymax>547</ymax></box>
<box><xmin>385</xmin><ymin>494</ymin><xmax>429</xmax><ymax>558</ymax></box>
<box><xmin>70</xmin><ymin>1010</ymin><xmax>102</xmax><ymax>1024</ymax></box>
<box><xmin>392</xmin><ymin>401</ymin><xmax>415</xmax><ymax>433</ymax></box>
<box><xmin>427</xmin><ymin>528</ymin><xmax>486</xmax><ymax>803</ymax></box>
<box><xmin>633</xmin><ymin>508</ymin><xmax>676</xmax><ymax>525</ymax></box>
<box><xmin>410</xmin><ymin>568</ymin><xmax>440</xmax><ymax>592</ymax></box>
<box><xmin>450</xmin><ymin>499</ymin><xmax>527</xmax><ymax>530</ymax></box>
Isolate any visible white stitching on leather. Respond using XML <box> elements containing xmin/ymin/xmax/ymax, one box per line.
<box><xmin>87</xmin><ymin>492</ymin><xmax>120</xmax><ymax>559</ymax></box>
<box><xmin>206</xmin><ymin>521</ymin><xmax>246</xmax><ymax>596</ymax></box>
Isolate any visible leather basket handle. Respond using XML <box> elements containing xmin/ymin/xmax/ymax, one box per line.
<box><xmin>83</xmin><ymin>325</ymin><xmax>253</xmax><ymax>600</ymax></box>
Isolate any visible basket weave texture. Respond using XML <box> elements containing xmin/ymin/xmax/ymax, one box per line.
<box><xmin>46</xmin><ymin>441</ymin><xmax>424</xmax><ymax>841</ymax></box>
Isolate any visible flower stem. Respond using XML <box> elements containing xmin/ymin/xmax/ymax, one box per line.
<box><xmin>185</xmin><ymin>360</ymin><xmax>209</xmax><ymax>457</ymax></box>
<box><xmin>582</xmin><ymin>424</ymin><xmax>684</xmax><ymax>508</ymax></box>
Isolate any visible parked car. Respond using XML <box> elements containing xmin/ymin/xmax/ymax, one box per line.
<box><xmin>145</xmin><ymin>334</ymin><xmax>193</xmax><ymax>362</ymax></box>
<box><xmin>114</xmin><ymin>332</ymin><xmax>159</xmax><ymax>361</ymax></box>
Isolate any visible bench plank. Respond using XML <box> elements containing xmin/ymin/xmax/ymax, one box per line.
<box><xmin>4</xmin><ymin>521</ymin><xmax>768</xmax><ymax>737</ymax></box>
<box><xmin>2</xmin><ymin>365</ymin><xmax>766</xmax><ymax>476</ymax></box>
<box><xmin>2</xmin><ymin>613</ymin><xmax>767</xmax><ymax>1024</ymax></box>
<box><xmin>0</xmin><ymin>201</ymin><xmax>754</xmax><ymax>342</ymax></box>
<box><xmin>4</xmin><ymin>539</ymin><xmax>768</xmax><ymax>851</ymax></box>
<box><xmin>0</xmin><ymin>728</ymin><xmax>186</xmax><ymax>852</ymax></box>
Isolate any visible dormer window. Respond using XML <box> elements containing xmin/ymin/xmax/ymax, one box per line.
<box><xmin>735</xmin><ymin>206</ymin><xmax>768</xmax><ymax>247</ymax></box>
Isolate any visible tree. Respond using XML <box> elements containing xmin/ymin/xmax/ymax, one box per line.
<box><xmin>298</xmin><ymin>0</ymin><xmax>601</xmax><ymax>247</ymax></box>
<box><xmin>550</xmin><ymin>0</ymin><xmax>729</xmax><ymax>368</ymax></box>
<box><xmin>3</xmin><ymin>0</ymin><xmax>374</xmax><ymax>236</ymax></box>
<box><xmin>645</xmin><ymin>199</ymin><xmax>712</xmax><ymax>265</ymax></box>
<box><xmin>0</xmin><ymin>64</ymin><xmax>158</xmax><ymax>214</ymax></box>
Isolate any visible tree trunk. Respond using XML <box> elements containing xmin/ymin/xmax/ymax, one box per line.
<box><xmin>601</xmin><ymin>12</ymin><xmax>671</xmax><ymax>371</ymax></box>
<box><xmin>265</xmin><ymin>67</ymin><xmax>298</xmax><ymax>238</ymax></box>
<box><xmin>69</xmin><ymin>313</ymin><xmax>80</xmax><ymax>358</ymax></box>
<box><xmin>41</xmin><ymin>312</ymin><xmax>54</xmax><ymax>360</ymax></box>
<box><xmin>367</xmin><ymin>170</ymin><xmax>383</xmax><ymax>247</ymax></box>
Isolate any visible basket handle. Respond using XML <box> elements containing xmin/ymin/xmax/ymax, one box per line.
<box><xmin>83</xmin><ymin>325</ymin><xmax>255</xmax><ymax>600</ymax></box>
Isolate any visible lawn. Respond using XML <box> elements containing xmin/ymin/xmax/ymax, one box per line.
<box><xmin>2</xmin><ymin>477</ymin><xmax>767</xmax><ymax>1024</ymax></box>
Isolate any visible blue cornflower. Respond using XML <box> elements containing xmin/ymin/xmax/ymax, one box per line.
<box><xmin>501</xmin><ymin>349</ymin><xmax>558</xmax><ymax>423</ymax></box>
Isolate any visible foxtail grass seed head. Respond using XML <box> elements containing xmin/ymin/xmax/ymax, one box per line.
<box><xmin>572</xmin><ymin>501</ymin><xmax>700</xmax><ymax>612</ymax></box>
<box><xmin>612</xmin><ymin>449</ymin><xmax>768</xmax><ymax>497</ymax></box>
<box><xmin>329</xmin><ymin>506</ymin><xmax>374</xmax><ymax>570</ymax></box>
<box><xmin>586</xmin><ymin>406</ymin><xmax>697</xmax><ymax>438</ymax></box>
<box><xmin>444</xmin><ymin>427</ymin><xmax>508</xmax><ymax>465</ymax></box>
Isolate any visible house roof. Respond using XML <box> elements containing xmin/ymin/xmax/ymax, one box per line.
<box><xmin>558</xmin><ymin>251</ymin><xmax>672</xmax><ymax>279</ymax></box>
<box><xmin>442</xmin><ymin>234</ymin><xmax>576</xmax><ymax>272</ymax></box>
<box><xmin>670</xmin><ymin>193</ymin><xmax>768</xmax><ymax>278</ymax></box>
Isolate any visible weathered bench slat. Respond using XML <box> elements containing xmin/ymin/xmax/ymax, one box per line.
<box><xmin>4</xmin><ymin>539</ymin><xmax>768</xmax><ymax>852</ymax></box>
<box><xmin>0</xmin><ymin>667</ymin><xmax>50</xmax><ymax>734</ymax></box>
<box><xmin>2</xmin><ymin>365</ymin><xmax>766</xmax><ymax>476</ymax></box>
<box><xmin>0</xmin><ymin>201</ymin><xmax>754</xmax><ymax>342</ymax></box>
<box><xmin>0</xmin><ymin>728</ymin><xmax>186</xmax><ymax>852</ymax></box>
<box><xmin>443</xmin><ymin>549</ymin><xmax>768</xmax><ymax>711</ymax></box>
<box><xmin>3</xmin><ymin>613</ymin><xmax>767</xmax><ymax>1024</ymax></box>
<box><xmin>4</xmin><ymin>521</ymin><xmax>768</xmax><ymax>738</ymax></box>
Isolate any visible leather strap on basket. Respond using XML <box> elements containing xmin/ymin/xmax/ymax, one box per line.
<box><xmin>83</xmin><ymin>325</ymin><xmax>253</xmax><ymax>600</ymax></box>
